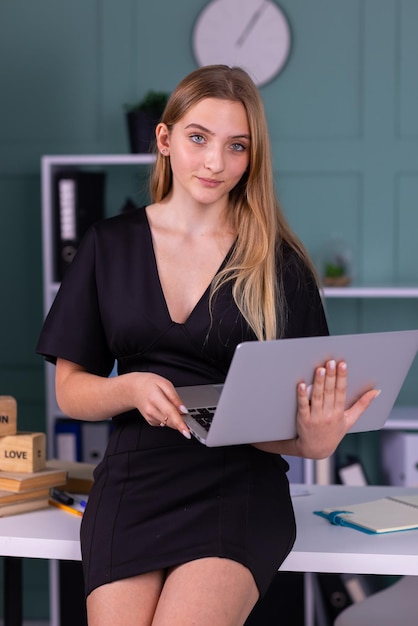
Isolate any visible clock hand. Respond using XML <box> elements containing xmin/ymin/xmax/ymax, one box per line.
<box><xmin>235</xmin><ymin>0</ymin><xmax>269</xmax><ymax>47</ymax></box>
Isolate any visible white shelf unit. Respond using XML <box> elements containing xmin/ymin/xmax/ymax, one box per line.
<box><xmin>41</xmin><ymin>154</ymin><xmax>156</xmax><ymax>459</ymax></box>
<box><xmin>323</xmin><ymin>285</ymin><xmax>418</xmax><ymax>298</ymax></box>
<box><xmin>41</xmin><ymin>154</ymin><xmax>156</xmax><ymax>318</ymax></box>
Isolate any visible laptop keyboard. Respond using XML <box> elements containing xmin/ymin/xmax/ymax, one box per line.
<box><xmin>188</xmin><ymin>407</ymin><xmax>216</xmax><ymax>431</ymax></box>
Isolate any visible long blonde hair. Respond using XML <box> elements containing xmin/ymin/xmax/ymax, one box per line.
<box><xmin>150</xmin><ymin>65</ymin><xmax>316</xmax><ymax>340</ymax></box>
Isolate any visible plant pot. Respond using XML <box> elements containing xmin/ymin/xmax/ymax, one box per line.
<box><xmin>125</xmin><ymin>110</ymin><xmax>159</xmax><ymax>153</ymax></box>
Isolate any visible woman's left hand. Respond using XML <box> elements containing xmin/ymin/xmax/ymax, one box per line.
<box><xmin>292</xmin><ymin>359</ymin><xmax>379</xmax><ymax>459</ymax></box>
<box><xmin>252</xmin><ymin>359</ymin><xmax>379</xmax><ymax>459</ymax></box>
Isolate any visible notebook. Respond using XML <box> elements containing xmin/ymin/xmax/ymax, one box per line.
<box><xmin>314</xmin><ymin>493</ymin><xmax>418</xmax><ymax>534</ymax></box>
<box><xmin>178</xmin><ymin>329</ymin><xmax>418</xmax><ymax>447</ymax></box>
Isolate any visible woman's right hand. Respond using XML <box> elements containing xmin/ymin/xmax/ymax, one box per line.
<box><xmin>127</xmin><ymin>371</ymin><xmax>191</xmax><ymax>437</ymax></box>
<box><xmin>55</xmin><ymin>358</ymin><xmax>191</xmax><ymax>438</ymax></box>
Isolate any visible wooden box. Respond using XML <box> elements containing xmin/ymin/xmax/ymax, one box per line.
<box><xmin>0</xmin><ymin>396</ymin><xmax>17</xmax><ymax>436</ymax></box>
<box><xmin>0</xmin><ymin>432</ymin><xmax>46</xmax><ymax>473</ymax></box>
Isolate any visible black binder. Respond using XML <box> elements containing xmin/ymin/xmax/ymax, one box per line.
<box><xmin>244</xmin><ymin>572</ymin><xmax>304</xmax><ymax>625</ymax></box>
<box><xmin>53</xmin><ymin>170</ymin><xmax>105</xmax><ymax>281</ymax></box>
<box><xmin>317</xmin><ymin>573</ymin><xmax>353</xmax><ymax>621</ymax></box>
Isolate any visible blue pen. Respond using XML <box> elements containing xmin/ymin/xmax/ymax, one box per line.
<box><xmin>71</xmin><ymin>494</ymin><xmax>87</xmax><ymax>509</ymax></box>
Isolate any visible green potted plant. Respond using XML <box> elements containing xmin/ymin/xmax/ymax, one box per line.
<box><xmin>320</xmin><ymin>236</ymin><xmax>353</xmax><ymax>287</ymax></box>
<box><xmin>124</xmin><ymin>90</ymin><xmax>169</xmax><ymax>153</ymax></box>
<box><xmin>323</xmin><ymin>259</ymin><xmax>351</xmax><ymax>286</ymax></box>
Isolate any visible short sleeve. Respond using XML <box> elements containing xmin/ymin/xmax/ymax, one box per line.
<box><xmin>36</xmin><ymin>226</ymin><xmax>115</xmax><ymax>376</ymax></box>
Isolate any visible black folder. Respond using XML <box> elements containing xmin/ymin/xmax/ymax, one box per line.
<box><xmin>53</xmin><ymin>170</ymin><xmax>105</xmax><ymax>281</ymax></box>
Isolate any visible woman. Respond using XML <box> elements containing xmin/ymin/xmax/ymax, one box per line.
<box><xmin>37</xmin><ymin>65</ymin><xmax>378</xmax><ymax>626</ymax></box>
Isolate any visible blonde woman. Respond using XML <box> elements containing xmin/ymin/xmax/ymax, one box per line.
<box><xmin>37</xmin><ymin>65</ymin><xmax>377</xmax><ymax>626</ymax></box>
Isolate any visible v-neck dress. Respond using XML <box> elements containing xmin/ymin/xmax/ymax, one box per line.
<box><xmin>36</xmin><ymin>207</ymin><xmax>329</xmax><ymax>598</ymax></box>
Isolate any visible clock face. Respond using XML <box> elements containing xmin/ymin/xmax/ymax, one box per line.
<box><xmin>192</xmin><ymin>0</ymin><xmax>291</xmax><ymax>87</ymax></box>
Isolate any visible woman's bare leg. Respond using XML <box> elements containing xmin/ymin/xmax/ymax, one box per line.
<box><xmin>153</xmin><ymin>557</ymin><xmax>259</xmax><ymax>626</ymax></box>
<box><xmin>86</xmin><ymin>570</ymin><xmax>165</xmax><ymax>626</ymax></box>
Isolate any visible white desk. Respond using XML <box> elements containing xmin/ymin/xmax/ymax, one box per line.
<box><xmin>282</xmin><ymin>484</ymin><xmax>418</xmax><ymax>576</ymax></box>
<box><xmin>0</xmin><ymin>507</ymin><xmax>81</xmax><ymax>561</ymax></box>
<box><xmin>1</xmin><ymin>485</ymin><xmax>418</xmax><ymax>626</ymax></box>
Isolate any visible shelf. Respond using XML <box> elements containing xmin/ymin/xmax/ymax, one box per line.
<box><xmin>323</xmin><ymin>285</ymin><xmax>418</xmax><ymax>298</ymax></box>
<box><xmin>42</xmin><ymin>153</ymin><xmax>156</xmax><ymax>167</ymax></box>
<box><xmin>384</xmin><ymin>406</ymin><xmax>418</xmax><ymax>430</ymax></box>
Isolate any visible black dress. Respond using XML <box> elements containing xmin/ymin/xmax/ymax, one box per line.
<box><xmin>36</xmin><ymin>207</ymin><xmax>328</xmax><ymax>598</ymax></box>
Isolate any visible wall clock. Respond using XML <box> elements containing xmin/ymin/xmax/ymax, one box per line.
<box><xmin>192</xmin><ymin>0</ymin><xmax>291</xmax><ymax>87</ymax></box>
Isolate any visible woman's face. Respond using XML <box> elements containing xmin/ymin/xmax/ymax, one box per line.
<box><xmin>157</xmin><ymin>98</ymin><xmax>250</xmax><ymax>208</ymax></box>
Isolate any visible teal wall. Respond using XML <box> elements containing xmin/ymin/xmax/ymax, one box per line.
<box><xmin>0</xmin><ymin>0</ymin><xmax>418</xmax><ymax>620</ymax></box>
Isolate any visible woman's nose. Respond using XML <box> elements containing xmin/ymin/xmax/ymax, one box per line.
<box><xmin>204</xmin><ymin>145</ymin><xmax>224</xmax><ymax>173</ymax></box>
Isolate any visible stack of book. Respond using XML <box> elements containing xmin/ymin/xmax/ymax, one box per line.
<box><xmin>45</xmin><ymin>458</ymin><xmax>94</xmax><ymax>494</ymax></box>
<box><xmin>0</xmin><ymin>396</ymin><xmax>67</xmax><ymax>517</ymax></box>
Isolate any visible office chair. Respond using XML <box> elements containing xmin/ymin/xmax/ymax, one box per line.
<box><xmin>334</xmin><ymin>576</ymin><xmax>417</xmax><ymax>626</ymax></box>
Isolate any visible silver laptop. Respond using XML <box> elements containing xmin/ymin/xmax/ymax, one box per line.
<box><xmin>178</xmin><ymin>329</ymin><xmax>418</xmax><ymax>447</ymax></box>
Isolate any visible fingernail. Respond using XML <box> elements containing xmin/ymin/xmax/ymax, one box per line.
<box><xmin>318</xmin><ymin>367</ymin><xmax>326</xmax><ymax>377</ymax></box>
<box><xmin>179</xmin><ymin>405</ymin><xmax>188</xmax><ymax>414</ymax></box>
<box><xmin>328</xmin><ymin>360</ymin><xmax>336</xmax><ymax>370</ymax></box>
<box><xmin>374</xmin><ymin>389</ymin><xmax>382</xmax><ymax>399</ymax></box>
<box><xmin>181</xmin><ymin>429</ymin><xmax>191</xmax><ymax>439</ymax></box>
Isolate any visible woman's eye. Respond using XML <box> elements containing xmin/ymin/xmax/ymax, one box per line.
<box><xmin>190</xmin><ymin>134</ymin><xmax>205</xmax><ymax>144</ymax></box>
<box><xmin>231</xmin><ymin>142</ymin><xmax>246</xmax><ymax>152</ymax></box>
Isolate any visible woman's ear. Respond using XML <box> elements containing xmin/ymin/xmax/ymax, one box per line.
<box><xmin>156</xmin><ymin>123</ymin><xmax>170</xmax><ymax>156</ymax></box>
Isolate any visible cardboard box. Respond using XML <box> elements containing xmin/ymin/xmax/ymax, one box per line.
<box><xmin>381</xmin><ymin>430</ymin><xmax>418</xmax><ymax>486</ymax></box>
<box><xmin>0</xmin><ymin>432</ymin><xmax>46</xmax><ymax>473</ymax></box>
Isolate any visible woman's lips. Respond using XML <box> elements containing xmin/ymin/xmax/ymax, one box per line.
<box><xmin>197</xmin><ymin>177</ymin><xmax>222</xmax><ymax>188</ymax></box>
